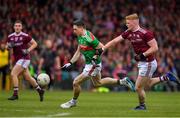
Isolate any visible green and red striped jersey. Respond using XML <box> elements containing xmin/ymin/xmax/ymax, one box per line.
<box><xmin>77</xmin><ymin>30</ymin><xmax>101</xmax><ymax>64</ymax></box>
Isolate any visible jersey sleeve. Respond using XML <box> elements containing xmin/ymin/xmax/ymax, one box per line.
<box><xmin>24</xmin><ymin>35</ymin><xmax>32</xmax><ymax>44</ymax></box>
<box><xmin>87</xmin><ymin>32</ymin><xmax>99</xmax><ymax>48</ymax></box>
<box><xmin>88</xmin><ymin>32</ymin><xmax>99</xmax><ymax>48</ymax></box>
<box><xmin>91</xmin><ymin>38</ymin><xmax>99</xmax><ymax>48</ymax></box>
<box><xmin>121</xmin><ymin>30</ymin><xmax>129</xmax><ymax>39</ymax></box>
<box><xmin>144</xmin><ymin>30</ymin><xmax>154</xmax><ymax>42</ymax></box>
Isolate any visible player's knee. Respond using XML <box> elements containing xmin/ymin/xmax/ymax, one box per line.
<box><xmin>10</xmin><ymin>71</ymin><xmax>17</xmax><ymax>78</ymax></box>
<box><xmin>135</xmin><ymin>85</ymin><xmax>143</xmax><ymax>92</ymax></box>
<box><xmin>73</xmin><ymin>81</ymin><xmax>80</xmax><ymax>88</ymax></box>
<box><xmin>93</xmin><ymin>82</ymin><xmax>102</xmax><ymax>87</ymax></box>
<box><xmin>24</xmin><ymin>76</ymin><xmax>31</xmax><ymax>81</ymax></box>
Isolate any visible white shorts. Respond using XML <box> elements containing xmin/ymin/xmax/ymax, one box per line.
<box><xmin>16</xmin><ymin>59</ymin><xmax>30</xmax><ymax>69</ymax></box>
<box><xmin>82</xmin><ymin>63</ymin><xmax>102</xmax><ymax>77</ymax></box>
<box><xmin>138</xmin><ymin>59</ymin><xmax>157</xmax><ymax>78</ymax></box>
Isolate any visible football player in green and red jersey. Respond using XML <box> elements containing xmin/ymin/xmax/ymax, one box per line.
<box><xmin>60</xmin><ymin>20</ymin><xmax>135</xmax><ymax>109</ymax></box>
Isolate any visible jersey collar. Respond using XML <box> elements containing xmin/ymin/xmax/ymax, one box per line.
<box><xmin>132</xmin><ymin>26</ymin><xmax>140</xmax><ymax>32</ymax></box>
<box><xmin>14</xmin><ymin>32</ymin><xmax>23</xmax><ymax>36</ymax></box>
<box><xmin>81</xmin><ymin>30</ymin><xmax>87</xmax><ymax>38</ymax></box>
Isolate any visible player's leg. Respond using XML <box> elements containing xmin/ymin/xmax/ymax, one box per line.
<box><xmin>91</xmin><ymin>72</ymin><xmax>132</xmax><ymax>87</ymax></box>
<box><xmin>99</xmin><ymin>76</ymin><xmax>135</xmax><ymax>91</ymax></box>
<box><xmin>146</xmin><ymin>73</ymin><xmax>180</xmax><ymax>89</ymax></box>
<box><xmin>134</xmin><ymin>60</ymin><xmax>157</xmax><ymax>110</ymax></box>
<box><xmin>60</xmin><ymin>73</ymin><xmax>89</xmax><ymax>108</ymax></box>
<box><xmin>92</xmin><ymin>73</ymin><xmax>116</xmax><ymax>86</ymax></box>
<box><xmin>134</xmin><ymin>76</ymin><xmax>149</xmax><ymax>110</ymax></box>
<box><xmin>90</xmin><ymin>65</ymin><xmax>135</xmax><ymax>91</ymax></box>
<box><xmin>86</xmin><ymin>63</ymin><xmax>134</xmax><ymax>90</ymax></box>
<box><xmin>73</xmin><ymin>73</ymin><xmax>89</xmax><ymax>99</ymax></box>
<box><xmin>143</xmin><ymin>59</ymin><xmax>179</xmax><ymax>90</ymax></box>
<box><xmin>8</xmin><ymin>64</ymin><xmax>24</xmax><ymax>100</ymax></box>
<box><xmin>23</xmin><ymin>68</ymin><xmax>44</xmax><ymax>101</ymax></box>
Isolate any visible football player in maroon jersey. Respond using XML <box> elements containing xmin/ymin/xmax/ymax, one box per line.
<box><xmin>6</xmin><ymin>20</ymin><xmax>44</xmax><ymax>101</ymax></box>
<box><xmin>104</xmin><ymin>13</ymin><xmax>179</xmax><ymax>110</ymax></box>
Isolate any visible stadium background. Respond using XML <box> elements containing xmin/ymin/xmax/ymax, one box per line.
<box><xmin>0</xmin><ymin>0</ymin><xmax>179</xmax><ymax>91</ymax></box>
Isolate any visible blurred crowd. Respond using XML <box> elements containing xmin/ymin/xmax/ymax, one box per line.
<box><xmin>0</xmin><ymin>0</ymin><xmax>179</xmax><ymax>91</ymax></box>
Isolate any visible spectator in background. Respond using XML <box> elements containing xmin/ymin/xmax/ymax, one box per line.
<box><xmin>0</xmin><ymin>41</ymin><xmax>10</xmax><ymax>90</ymax></box>
<box><xmin>38</xmin><ymin>39</ymin><xmax>60</xmax><ymax>90</ymax></box>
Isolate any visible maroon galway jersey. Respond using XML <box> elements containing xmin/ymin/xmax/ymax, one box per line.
<box><xmin>7</xmin><ymin>32</ymin><xmax>32</xmax><ymax>62</ymax></box>
<box><xmin>121</xmin><ymin>28</ymin><xmax>155</xmax><ymax>61</ymax></box>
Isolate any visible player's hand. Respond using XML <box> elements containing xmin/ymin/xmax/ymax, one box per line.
<box><xmin>95</xmin><ymin>48</ymin><xmax>104</xmax><ymax>56</ymax></box>
<box><xmin>134</xmin><ymin>53</ymin><xmax>146</xmax><ymax>61</ymax></box>
<box><xmin>22</xmin><ymin>49</ymin><xmax>29</xmax><ymax>56</ymax></box>
<box><xmin>92</xmin><ymin>55</ymin><xmax>97</xmax><ymax>64</ymax></box>
<box><xmin>91</xmin><ymin>55</ymin><xmax>100</xmax><ymax>67</ymax></box>
<box><xmin>7</xmin><ymin>42</ymin><xmax>15</xmax><ymax>49</ymax></box>
<box><xmin>61</xmin><ymin>62</ymin><xmax>72</xmax><ymax>70</ymax></box>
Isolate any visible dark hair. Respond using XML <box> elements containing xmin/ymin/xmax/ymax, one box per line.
<box><xmin>14</xmin><ymin>20</ymin><xmax>22</xmax><ymax>24</ymax></box>
<box><xmin>73</xmin><ymin>19</ymin><xmax>85</xmax><ymax>28</ymax></box>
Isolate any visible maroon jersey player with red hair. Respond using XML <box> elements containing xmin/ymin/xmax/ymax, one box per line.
<box><xmin>104</xmin><ymin>13</ymin><xmax>179</xmax><ymax>110</ymax></box>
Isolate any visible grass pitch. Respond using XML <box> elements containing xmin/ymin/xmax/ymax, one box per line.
<box><xmin>0</xmin><ymin>90</ymin><xmax>180</xmax><ymax>117</ymax></box>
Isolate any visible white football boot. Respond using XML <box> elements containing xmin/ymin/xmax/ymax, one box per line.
<box><xmin>60</xmin><ymin>99</ymin><xmax>77</xmax><ymax>109</ymax></box>
<box><xmin>120</xmin><ymin>77</ymin><xmax>135</xmax><ymax>91</ymax></box>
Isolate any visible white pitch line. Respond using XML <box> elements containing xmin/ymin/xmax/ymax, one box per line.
<box><xmin>48</xmin><ymin>112</ymin><xmax>71</xmax><ymax>117</ymax></box>
<box><xmin>0</xmin><ymin>108</ymin><xmax>44</xmax><ymax>113</ymax></box>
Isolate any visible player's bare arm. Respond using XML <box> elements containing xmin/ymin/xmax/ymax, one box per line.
<box><xmin>143</xmin><ymin>38</ymin><xmax>158</xmax><ymax>57</ymax></box>
<box><xmin>27</xmin><ymin>39</ymin><xmax>37</xmax><ymax>52</ymax></box>
<box><xmin>61</xmin><ymin>46</ymin><xmax>80</xmax><ymax>69</ymax></box>
<box><xmin>22</xmin><ymin>38</ymin><xmax>37</xmax><ymax>56</ymax></box>
<box><xmin>104</xmin><ymin>35</ymin><xmax>124</xmax><ymax>50</ymax></box>
<box><xmin>70</xmin><ymin>46</ymin><xmax>80</xmax><ymax>64</ymax></box>
<box><xmin>6</xmin><ymin>42</ymin><xmax>15</xmax><ymax>50</ymax></box>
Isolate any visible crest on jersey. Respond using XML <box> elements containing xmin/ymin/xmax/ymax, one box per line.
<box><xmin>128</xmin><ymin>34</ymin><xmax>132</xmax><ymax>38</ymax></box>
<box><xmin>136</xmin><ymin>38</ymin><xmax>142</xmax><ymax>41</ymax></box>
<box><xmin>10</xmin><ymin>38</ymin><xmax>14</xmax><ymax>40</ymax></box>
<box><xmin>15</xmin><ymin>37</ymin><xmax>18</xmax><ymax>41</ymax></box>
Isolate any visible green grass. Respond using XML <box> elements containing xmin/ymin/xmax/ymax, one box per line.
<box><xmin>0</xmin><ymin>90</ymin><xmax>180</xmax><ymax>117</ymax></box>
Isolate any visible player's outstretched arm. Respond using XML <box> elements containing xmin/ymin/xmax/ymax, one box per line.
<box><xmin>70</xmin><ymin>46</ymin><xmax>81</xmax><ymax>64</ymax></box>
<box><xmin>61</xmin><ymin>46</ymin><xmax>80</xmax><ymax>69</ymax></box>
<box><xmin>104</xmin><ymin>35</ymin><xmax>124</xmax><ymax>50</ymax></box>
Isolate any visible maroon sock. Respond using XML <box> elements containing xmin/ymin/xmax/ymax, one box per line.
<box><xmin>13</xmin><ymin>87</ymin><xmax>19</xmax><ymax>96</ymax></box>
